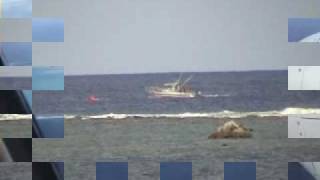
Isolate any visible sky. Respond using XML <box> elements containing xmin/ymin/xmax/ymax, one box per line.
<box><xmin>27</xmin><ymin>0</ymin><xmax>320</xmax><ymax>74</ymax></box>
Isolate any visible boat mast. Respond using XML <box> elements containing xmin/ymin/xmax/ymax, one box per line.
<box><xmin>181</xmin><ymin>75</ymin><xmax>193</xmax><ymax>87</ymax></box>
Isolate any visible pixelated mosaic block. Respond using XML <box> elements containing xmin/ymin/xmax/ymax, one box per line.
<box><xmin>32</xmin><ymin>18</ymin><xmax>64</xmax><ymax>42</ymax></box>
<box><xmin>0</xmin><ymin>90</ymin><xmax>30</xmax><ymax>114</ymax></box>
<box><xmin>0</xmin><ymin>66</ymin><xmax>32</xmax><ymax>90</ymax></box>
<box><xmin>31</xmin><ymin>91</ymin><xmax>64</xmax><ymax>115</ymax></box>
<box><xmin>288</xmin><ymin>115</ymin><xmax>320</xmax><ymax>138</ymax></box>
<box><xmin>96</xmin><ymin>162</ymin><xmax>128</xmax><ymax>180</ymax></box>
<box><xmin>32</xmin><ymin>162</ymin><xmax>64</xmax><ymax>180</ymax></box>
<box><xmin>160</xmin><ymin>162</ymin><xmax>192</xmax><ymax>180</ymax></box>
<box><xmin>288</xmin><ymin>162</ymin><xmax>319</xmax><ymax>180</ymax></box>
<box><xmin>224</xmin><ymin>162</ymin><xmax>256</xmax><ymax>180</ymax></box>
<box><xmin>32</xmin><ymin>66</ymin><xmax>64</xmax><ymax>90</ymax></box>
<box><xmin>1</xmin><ymin>0</ymin><xmax>32</xmax><ymax>18</ymax></box>
<box><xmin>301</xmin><ymin>162</ymin><xmax>320</xmax><ymax>179</ymax></box>
<box><xmin>32</xmin><ymin>115</ymin><xmax>64</xmax><ymax>138</ymax></box>
<box><xmin>288</xmin><ymin>66</ymin><xmax>320</xmax><ymax>90</ymax></box>
<box><xmin>2</xmin><ymin>138</ymin><xmax>32</xmax><ymax>162</ymax></box>
<box><xmin>0</xmin><ymin>42</ymin><xmax>32</xmax><ymax>66</ymax></box>
<box><xmin>0</xmin><ymin>0</ymin><xmax>2</xmax><ymax>18</ymax></box>
<box><xmin>23</xmin><ymin>90</ymin><xmax>32</xmax><ymax>106</ymax></box>
<box><xmin>288</xmin><ymin>18</ymin><xmax>320</xmax><ymax>43</ymax></box>
<box><xmin>0</xmin><ymin>19</ymin><xmax>32</xmax><ymax>42</ymax></box>
<box><xmin>0</xmin><ymin>90</ymin><xmax>31</xmax><ymax>137</ymax></box>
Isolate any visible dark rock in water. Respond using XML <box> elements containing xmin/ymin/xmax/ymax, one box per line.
<box><xmin>208</xmin><ymin>120</ymin><xmax>252</xmax><ymax>139</ymax></box>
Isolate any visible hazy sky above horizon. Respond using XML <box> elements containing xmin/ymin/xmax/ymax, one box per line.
<box><xmin>30</xmin><ymin>0</ymin><xmax>320</xmax><ymax>75</ymax></box>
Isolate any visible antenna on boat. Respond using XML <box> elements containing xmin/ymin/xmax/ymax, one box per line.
<box><xmin>177</xmin><ymin>73</ymin><xmax>183</xmax><ymax>83</ymax></box>
<box><xmin>181</xmin><ymin>75</ymin><xmax>193</xmax><ymax>86</ymax></box>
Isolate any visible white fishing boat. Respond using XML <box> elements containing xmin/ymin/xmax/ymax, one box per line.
<box><xmin>147</xmin><ymin>75</ymin><xmax>198</xmax><ymax>98</ymax></box>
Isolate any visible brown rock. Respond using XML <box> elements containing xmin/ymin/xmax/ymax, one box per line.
<box><xmin>208</xmin><ymin>120</ymin><xmax>252</xmax><ymax>139</ymax></box>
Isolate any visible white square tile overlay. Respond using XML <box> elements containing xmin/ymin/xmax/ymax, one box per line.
<box><xmin>288</xmin><ymin>115</ymin><xmax>320</xmax><ymax>138</ymax></box>
<box><xmin>288</xmin><ymin>66</ymin><xmax>320</xmax><ymax>90</ymax></box>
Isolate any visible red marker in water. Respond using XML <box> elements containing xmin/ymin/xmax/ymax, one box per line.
<box><xmin>88</xmin><ymin>95</ymin><xmax>99</xmax><ymax>103</ymax></box>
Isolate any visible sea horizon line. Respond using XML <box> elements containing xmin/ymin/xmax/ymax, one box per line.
<box><xmin>64</xmin><ymin>69</ymin><xmax>287</xmax><ymax>77</ymax></box>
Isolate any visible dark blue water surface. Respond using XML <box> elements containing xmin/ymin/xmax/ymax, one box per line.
<box><xmin>160</xmin><ymin>162</ymin><xmax>192</xmax><ymax>180</ymax></box>
<box><xmin>96</xmin><ymin>162</ymin><xmax>128</xmax><ymax>180</ymax></box>
<box><xmin>224</xmin><ymin>162</ymin><xmax>256</xmax><ymax>180</ymax></box>
<box><xmin>32</xmin><ymin>71</ymin><xmax>320</xmax><ymax>115</ymax></box>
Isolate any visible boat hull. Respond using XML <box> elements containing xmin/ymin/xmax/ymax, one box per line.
<box><xmin>148</xmin><ymin>89</ymin><xmax>197</xmax><ymax>98</ymax></box>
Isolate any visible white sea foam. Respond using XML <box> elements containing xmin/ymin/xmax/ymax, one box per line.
<box><xmin>280</xmin><ymin>107</ymin><xmax>320</xmax><ymax>115</ymax></box>
<box><xmin>66</xmin><ymin>107</ymin><xmax>320</xmax><ymax>120</ymax></box>
<box><xmin>36</xmin><ymin>115</ymin><xmax>65</xmax><ymax>119</ymax></box>
<box><xmin>0</xmin><ymin>114</ymin><xmax>32</xmax><ymax>121</ymax></box>
<box><xmin>1</xmin><ymin>108</ymin><xmax>320</xmax><ymax>121</ymax></box>
<box><xmin>200</xmin><ymin>93</ymin><xmax>231</xmax><ymax>98</ymax></box>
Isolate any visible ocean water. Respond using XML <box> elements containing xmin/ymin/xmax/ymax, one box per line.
<box><xmin>28</xmin><ymin>70</ymin><xmax>320</xmax><ymax>180</ymax></box>
<box><xmin>28</xmin><ymin>70</ymin><xmax>320</xmax><ymax>119</ymax></box>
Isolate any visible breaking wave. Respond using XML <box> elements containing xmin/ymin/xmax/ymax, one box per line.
<box><xmin>199</xmin><ymin>93</ymin><xmax>231</xmax><ymax>98</ymax></box>
<box><xmin>0</xmin><ymin>114</ymin><xmax>32</xmax><ymax>121</ymax></box>
<box><xmin>71</xmin><ymin>107</ymin><xmax>320</xmax><ymax>120</ymax></box>
<box><xmin>1</xmin><ymin>108</ymin><xmax>319</xmax><ymax>121</ymax></box>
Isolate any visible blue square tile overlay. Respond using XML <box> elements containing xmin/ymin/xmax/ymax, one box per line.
<box><xmin>288</xmin><ymin>162</ymin><xmax>316</xmax><ymax>180</ymax></box>
<box><xmin>33</xmin><ymin>115</ymin><xmax>64</xmax><ymax>138</ymax></box>
<box><xmin>224</xmin><ymin>162</ymin><xmax>256</xmax><ymax>180</ymax></box>
<box><xmin>288</xmin><ymin>18</ymin><xmax>320</xmax><ymax>42</ymax></box>
<box><xmin>160</xmin><ymin>162</ymin><xmax>192</xmax><ymax>180</ymax></box>
<box><xmin>96</xmin><ymin>162</ymin><xmax>128</xmax><ymax>180</ymax></box>
<box><xmin>32</xmin><ymin>66</ymin><xmax>64</xmax><ymax>90</ymax></box>
<box><xmin>32</xmin><ymin>18</ymin><xmax>64</xmax><ymax>42</ymax></box>
<box><xmin>2</xmin><ymin>0</ymin><xmax>32</xmax><ymax>18</ymax></box>
<box><xmin>0</xmin><ymin>42</ymin><xmax>32</xmax><ymax>66</ymax></box>
<box><xmin>55</xmin><ymin>162</ymin><xmax>64</xmax><ymax>179</ymax></box>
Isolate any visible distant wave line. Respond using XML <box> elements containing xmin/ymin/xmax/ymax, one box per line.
<box><xmin>1</xmin><ymin>108</ymin><xmax>320</xmax><ymax>121</ymax></box>
<box><xmin>71</xmin><ymin>107</ymin><xmax>320</xmax><ymax>120</ymax></box>
<box><xmin>0</xmin><ymin>114</ymin><xmax>32</xmax><ymax>121</ymax></box>
<box><xmin>200</xmin><ymin>93</ymin><xmax>231</xmax><ymax>98</ymax></box>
